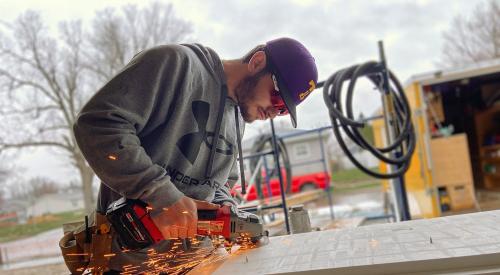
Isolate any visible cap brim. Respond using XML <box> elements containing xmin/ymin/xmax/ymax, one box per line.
<box><xmin>274</xmin><ymin>75</ymin><xmax>297</xmax><ymax>128</ymax></box>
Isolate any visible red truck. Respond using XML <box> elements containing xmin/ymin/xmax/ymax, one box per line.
<box><xmin>231</xmin><ymin>171</ymin><xmax>330</xmax><ymax>202</ymax></box>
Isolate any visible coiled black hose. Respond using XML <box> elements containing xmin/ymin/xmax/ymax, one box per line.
<box><xmin>322</xmin><ymin>61</ymin><xmax>416</xmax><ymax>179</ymax></box>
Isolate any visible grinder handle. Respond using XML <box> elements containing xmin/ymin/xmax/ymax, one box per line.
<box><xmin>197</xmin><ymin>205</ymin><xmax>231</xmax><ymax>220</ymax></box>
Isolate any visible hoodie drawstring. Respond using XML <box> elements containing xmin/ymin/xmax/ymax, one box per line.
<box><xmin>204</xmin><ymin>84</ymin><xmax>228</xmax><ymax>179</ymax></box>
<box><xmin>203</xmin><ymin>51</ymin><xmax>245</xmax><ymax>196</ymax></box>
<box><xmin>234</xmin><ymin>106</ymin><xmax>246</xmax><ymax>195</ymax></box>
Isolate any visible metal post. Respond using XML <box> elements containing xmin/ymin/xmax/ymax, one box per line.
<box><xmin>318</xmin><ymin>129</ymin><xmax>335</xmax><ymax>220</ymax></box>
<box><xmin>395</xmin><ymin>153</ymin><xmax>411</xmax><ymax>221</ymax></box>
<box><xmin>378</xmin><ymin>40</ymin><xmax>411</xmax><ymax>221</ymax></box>
<box><xmin>270</xmin><ymin>119</ymin><xmax>291</xmax><ymax>234</ymax></box>
<box><xmin>262</xmin><ymin>155</ymin><xmax>273</xmax><ymax>199</ymax></box>
<box><xmin>262</xmin><ymin>155</ymin><xmax>276</xmax><ymax>221</ymax></box>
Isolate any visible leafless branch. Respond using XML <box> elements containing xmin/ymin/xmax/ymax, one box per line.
<box><xmin>0</xmin><ymin>141</ymin><xmax>71</xmax><ymax>151</ymax></box>
<box><xmin>441</xmin><ymin>0</ymin><xmax>500</xmax><ymax>67</ymax></box>
<box><xmin>0</xmin><ymin>2</ymin><xmax>192</xmax><ymax>212</ymax></box>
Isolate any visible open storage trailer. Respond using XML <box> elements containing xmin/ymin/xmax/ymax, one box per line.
<box><xmin>373</xmin><ymin>59</ymin><xmax>500</xmax><ymax>218</ymax></box>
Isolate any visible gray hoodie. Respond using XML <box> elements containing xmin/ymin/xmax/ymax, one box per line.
<box><xmin>73</xmin><ymin>43</ymin><xmax>242</xmax><ymax>270</ymax></box>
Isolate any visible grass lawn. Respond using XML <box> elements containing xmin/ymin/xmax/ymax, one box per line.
<box><xmin>330</xmin><ymin>167</ymin><xmax>382</xmax><ymax>192</ymax></box>
<box><xmin>0</xmin><ymin>210</ymin><xmax>85</xmax><ymax>243</ymax></box>
<box><xmin>331</xmin><ymin>167</ymin><xmax>379</xmax><ymax>182</ymax></box>
<box><xmin>332</xmin><ymin>181</ymin><xmax>381</xmax><ymax>192</ymax></box>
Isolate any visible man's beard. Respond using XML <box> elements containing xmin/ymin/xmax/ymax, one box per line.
<box><xmin>234</xmin><ymin>70</ymin><xmax>267</xmax><ymax>122</ymax></box>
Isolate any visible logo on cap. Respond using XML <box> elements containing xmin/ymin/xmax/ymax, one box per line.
<box><xmin>298</xmin><ymin>80</ymin><xmax>316</xmax><ymax>101</ymax></box>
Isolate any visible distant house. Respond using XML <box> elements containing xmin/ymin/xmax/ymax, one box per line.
<box><xmin>242</xmin><ymin>128</ymin><xmax>332</xmax><ymax>177</ymax></box>
<box><xmin>242</xmin><ymin>126</ymin><xmax>378</xmax><ymax>179</ymax></box>
<box><xmin>276</xmin><ymin>128</ymin><xmax>333</xmax><ymax>176</ymax></box>
<box><xmin>332</xmin><ymin>146</ymin><xmax>380</xmax><ymax>171</ymax></box>
<box><xmin>0</xmin><ymin>199</ymin><xmax>30</xmax><ymax>224</ymax></box>
<box><xmin>25</xmin><ymin>192</ymin><xmax>84</xmax><ymax>217</ymax></box>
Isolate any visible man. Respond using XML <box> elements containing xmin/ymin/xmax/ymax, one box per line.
<box><xmin>73</xmin><ymin>37</ymin><xmax>318</xmax><ymax>273</ymax></box>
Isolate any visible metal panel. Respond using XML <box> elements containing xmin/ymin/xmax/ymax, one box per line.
<box><xmin>211</xmin><ymin>210</ymin><xmax>500</xmax><ymax>275</ymax></box>
<box><xmin>404</xmin><ymin>58</ymin><xmax>500</xmax><ymax>87</ymax></box>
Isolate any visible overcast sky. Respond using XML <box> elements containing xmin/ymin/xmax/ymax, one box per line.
<box><xmin>0</xmin><ymin>0</ymin><xmax>490</xmax><ymax>188</ymax></box>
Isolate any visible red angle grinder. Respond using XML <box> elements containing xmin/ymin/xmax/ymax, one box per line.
<box><xmin>105</xmin><ymin>198</ymin><xmax>268</xmax><ymax>251</ymax></box>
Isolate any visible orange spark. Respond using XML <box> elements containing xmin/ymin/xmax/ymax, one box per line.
<box><xmin>65</xmin><ymin>253</ymin><xmax>89</xmax><ymax>256</ymax></box>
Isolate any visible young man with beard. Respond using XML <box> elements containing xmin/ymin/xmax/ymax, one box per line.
<box><xmin>73</xmin><ymin>37</ymin><xmax>318</xmax><ymax>273</ymax></box>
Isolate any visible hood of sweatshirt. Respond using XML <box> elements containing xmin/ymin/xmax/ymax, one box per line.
<box><xmin>183</xmin><ymin>43</ymin><xmax>246</xmax><ymax>193</ymax></box>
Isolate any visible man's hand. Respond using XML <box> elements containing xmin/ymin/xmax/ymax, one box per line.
<box><xmin>220</xmin><ymin>202</ymin><xmax>236</xmax><ymax>214</ymax></box>
<box><xmin>150</xmin><ymin>196</ymin><xmax>220</xmax><ymax>240</ymax></box>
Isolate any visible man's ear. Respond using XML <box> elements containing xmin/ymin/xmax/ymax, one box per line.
<box><xmin>247</xmin><ymin>51</ymin><xmax>267</xmax><ymax>75</ymax></box>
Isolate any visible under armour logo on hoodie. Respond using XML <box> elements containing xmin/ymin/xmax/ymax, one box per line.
<box><xmin>177</xmin><ymin>101</ymin><xmax>233</xmax><ymax>164</ymax></box>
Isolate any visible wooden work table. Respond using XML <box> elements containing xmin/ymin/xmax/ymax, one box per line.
<box><xmin>191</xmin><ymin>210</ymin><xmax>500</xmax><ymax>275</ymax></box>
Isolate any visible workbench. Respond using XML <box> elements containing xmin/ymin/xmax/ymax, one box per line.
<box><xmin>196</xmin><ymin>210</ymin><xmax>500</xmax><ymax>274</ymax></box>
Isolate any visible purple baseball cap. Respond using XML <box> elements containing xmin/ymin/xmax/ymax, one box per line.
<box><xmin>265</xmin><ymin>37</ymin><xmax>318</xmax><ymax>128</ymax></box>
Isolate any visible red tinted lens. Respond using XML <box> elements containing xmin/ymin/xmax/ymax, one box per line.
<box><xmin>271</xmin><ymin>91</ymin><xmax>289</xmax><ymax>116</ymax></box>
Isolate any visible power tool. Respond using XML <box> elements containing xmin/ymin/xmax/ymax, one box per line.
<box><xmin>105</xmin><ymin>197</ymin><xmax>267</xmax><ymax>251</ymax></box>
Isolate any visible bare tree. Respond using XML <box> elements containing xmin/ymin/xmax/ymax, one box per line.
<box><xmin>29</xmin><ymin>177</ymin><xmax>60</xmax><ymax>196</ymax></box>
<box><xmin>85</xmin><ymin>2</ymin><xmax>192</xmax><ymax>84</ymax></box>
<box><xmin>0</xmin><ymin>164</ymin><xmax>9</xmax><ymax>182</ymax></box>
<box><xmin>0</xmin><ymin>2</ymin><xmax>192</xmax><ymax>212</ymax></box>
<box><xmin>6</xmin><ymin>177</ymin><xmax>59</xmax><ymax>201</ymax></box>
<box><xmin>8</xmin><ymin>179</ymin><xmax>31</xmax><ymax>201</ymax></box>
<box><xmin>441</xmin><ymin>0</ymin><xmax>500</xmax><ymax>67</ymax></box>
<box><xmin>0</xmin><ymin>160</ymin><xmax>11</xmax><ymax>208</ymax></box>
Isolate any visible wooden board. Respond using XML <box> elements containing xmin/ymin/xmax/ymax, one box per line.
<box><xmin>430</xmin><ymin>134</ymin><xmax>474</xmax><ymax>187</ymax></box>
<box><xmin>447</xmin><ymin>184</ymin><xmax>476</xmax><ymax>211</ymax></box>
<box><xmin>426</xmin><ymin>92</ymin><xmax>445</xmax><ymax>123</ymax></box>
<box><xmin>205</xmin><ymin>210</ymin><xmax>500</xmax><ymax>275</ymax></box>
<box><xmin>239</xmin><ymin>189</ymin><xmax>325</xmax><ymax>211</ymax></box>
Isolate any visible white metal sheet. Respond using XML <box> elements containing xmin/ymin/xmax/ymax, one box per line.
<box><xmin>211</xmin><ymin>210</ymin><xmax>500</xmax><ymax>274</ymax></box>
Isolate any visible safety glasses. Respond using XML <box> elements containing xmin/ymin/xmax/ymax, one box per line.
<box><xmin>271</xmin><ymin>74</ymin><xmax>289</xmax><ymax>116</ymax></box>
